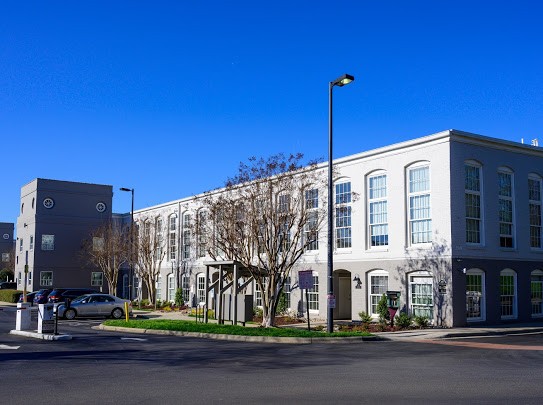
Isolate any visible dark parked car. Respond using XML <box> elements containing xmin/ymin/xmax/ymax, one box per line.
<box><xmin>18</xmin><ymin>291</ymin><xmax>38</xmax><ymax>305</ymax></box>
<box><xmin>33</xmin><ymin>288</ymin><xmax>52</xmax><ymax>304</ymax></box>
<box><xmin>0</xmin><ymin>282</ymin><xmax>17</xmax><ymax>290</ymax></box>
<box><xmin>47</xmin><ymin>288</ymin><xmax>97</xmax><ymax>303</ymax></box>
<box><xmin>57</xmin><ymin>294</ymin><xmax>132</xmax><ymax>320</ymax></box>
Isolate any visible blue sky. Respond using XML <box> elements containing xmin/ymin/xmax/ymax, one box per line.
<box><xmin>2</xmin><ymin>1</ymin><xmax>542</xmax><ymax>223</ymax></box>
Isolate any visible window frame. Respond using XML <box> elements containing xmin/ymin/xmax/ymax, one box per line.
<box><xmin>367</xmin><ymin>269</ymin><xmax>388</xmax><ymax>317</ymax></box>
<box><xmin>91</xmin><ymin>272</ymin><xmax>103</xmax><ymax>287</ymax></box>
<box><xmin>407</xmin><ymin>164</ymin><xmax>432</xmax><ymax>245</ymax></box>
<box><xmin>500</xmin><ymin>268</ymin><xmax>517</xmax><ymax>320</ymax></box>
<box><xmin>367</xmin><ymin>172</ymin><xmax>388</xmax><ymax>248</ymax></box>
<box><xmin>466</xmin><ymin>268</ymin><xmax>486</xmax><ymax>322</ymax></box>
<box><xmin>408</xmin><ymin>271</ymin><xmax>434</xmax><ymax>320</ymax></box>
<box><xmin>41</xmin><ymin>234</ymin><xmax>55</xmax><ymax>251</ymax></box>
<box><xmin>529</xmin><ymin>174</ymin><xmax>542</xmax><ymax>249</ymax></box>
<box><xmin>335</xmin><ymin>181</ymin><xmax>352</xmax><ymax>249</ymax></box>
<box><xmin>531</xmin><ymin>270</ymin><xmax>543</xmax><ymax>317</ymax></box>
<box><xmin>498</xmin><ymin>168</ymin><xmax>515</xmax><ymax>248</ymax></box>
<box><xmin>40</xmin><ymin>271</ymin><xmax>53</xmax><ymax>287</ymax></box>
<box><xmin>465</xmin><ymin>162</ymin><xmax>483</xmax><ymax>245</ymax></box>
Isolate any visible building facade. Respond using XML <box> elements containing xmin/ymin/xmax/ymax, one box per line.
<box><xmin>0</xmin><ymin>222</ymin><xmax>15</xmax><ymax>278</ymax></box>
<box><xmin>13</xmin><ymin>130</ymin><xmax>543</xmax><ymax>327</ymax></box>
<box><xmin>14</xmin><ymin>179</ymin><xmax>113</xmax><ymax>292</ymax></box>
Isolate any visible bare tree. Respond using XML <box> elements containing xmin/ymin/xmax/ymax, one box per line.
<box><xmin>82</xmin><ymin>221</ymin><xmax>130</xmax><ymax>295</ymax></box>
<box><xmin>197</xmin><ymin>153</ymin><xmax>327</xmax><ymax>327</ymax></box>
<box><xmin>133</xmin><ymin>216</ymin><xmax>167</xmax><ymax>307</ymax></box>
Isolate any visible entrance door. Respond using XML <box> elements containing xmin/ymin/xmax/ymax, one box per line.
<box><xmin>337</xmin><ymin>277</ymin><xmax>352</xmax><ymax>319</ymax></box>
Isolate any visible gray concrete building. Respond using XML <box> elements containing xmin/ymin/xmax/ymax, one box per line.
<box><xmin>14</xmin><ymin>179</ymin><xmax>113</xmax><ymax>292</ymax></box>
<box><xmin>0</xmin><ymin>222</ymin><xmax>15</xmax><ymax>279</ymax></box>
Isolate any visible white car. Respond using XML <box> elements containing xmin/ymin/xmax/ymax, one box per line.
<box><xmin>58</xmin><ymin>293</ymin><xmax>132</xmax><ymax>320</ymax></box>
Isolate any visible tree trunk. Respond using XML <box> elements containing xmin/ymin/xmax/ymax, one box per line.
<box><xmin>261</xmin><ymin>300</ymin><xmax>277</xmax><ymax>327</ymax></box>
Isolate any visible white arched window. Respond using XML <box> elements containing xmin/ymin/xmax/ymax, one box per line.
<box><xmin>406</xmin><ymin>162</ymin><xmax>431</xmax><ymax>245</ymax></box>
<box><xmin>367</xmin><ymin>269</ymin><xmax>388</xmax><ymax>317</ymax></box>
<box><xmin>500</xmin><ymin>269</ymin><xmax>517</xmax><ymax>319</ymax></box>
<box><xmin>197</xmin><ymin>273</ymin><xmax>206</xmax><ymax>304</ymax></box>
<box><xmin>367</xmin><ymin>171</ymin><xmax>388</xmax><ymax>248</ymax></box>
<box><xmin>156</xmin><ymin>274</ymin><xmax>163</xmax><ymax>301</ymax></box>
<box><xmin>531</xmin><ymin>270</ymin><xmax>543</xmax><ymax>317</ymax></box>
<box><xmin>167</xmin><ymin>273</ymin><xmax>175</xmax><ymax>303</ymax></box>
<box><xmin>466</xmin><ymin>268</ymin><xmax>485</xmax><ymax>322</ymax></box>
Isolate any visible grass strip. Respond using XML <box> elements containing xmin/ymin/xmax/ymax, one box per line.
<box><xmin>103</xmin><ymin>319</ymin><xmax>372</xmax><ymax>338</ymax></box>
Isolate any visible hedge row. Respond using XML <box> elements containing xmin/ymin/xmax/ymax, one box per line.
<box><xmin>0</xmin><ymin>289</ymin><xmax>22</xmax><ymax>303</ymax></box>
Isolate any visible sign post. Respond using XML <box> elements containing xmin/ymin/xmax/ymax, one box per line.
<box><xmin>298</xmin><ymin>270</ymin><xmax>314</xmax><ymax>331</ymax></box>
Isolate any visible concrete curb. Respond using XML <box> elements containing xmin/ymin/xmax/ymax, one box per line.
<box><xmin>94</xmin><ymin>324</ymin><xmax>381</xmax><ymax>344</ymax></box>
<box><xmin>9</xmin><ymin>330</ymin><xmax>72</xmax><ymax>341</ymax></box>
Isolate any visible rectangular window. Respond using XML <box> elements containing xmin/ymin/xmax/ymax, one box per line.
<box><xmin>304</xmin><ymin>211</ymin><xmax>319</xmax><ymax>251</ymax></box>
<box><xmin>368</xmin><ymin>174</ymin><xmax>388</xmax><ymax>247</ymax></box>
<box><xmin>465</xmin><ymin>164</ymin><xmax>481</xmax><ymax>244</ymax></box>
<box><xmin>466</xmin><ymin>273</ymin><xmax>484</xmax><ymax>320</ymax></box>
<box><xmin>19</xmin><ymin>238</ymin><xmax>23</xmax><ymax>252</ymax></box>
<box><xmin>40</xmin><ymin>271</ymin><xmax>53</xmax><ymax>287</ymax></box>
<box><xmin>498</xmin><ymin>172</ymin><xmax>514</xmax><ymax>248</ymax></box>
<box><xmin>156</xmin><ymin>218</ymin><xmax>164</xmax><ymax>260</ymax></box>
<box><xmin>182</xmin><ymin>214</ymin><xmax>191</xmax><ymax>259</ymax></box>
<box><xmin>197</xmin><ymin>274</ymin><xmax>205</xmax><ymax>304</ymax></box>
<box><xmin>29</xmin><ymin>235</ymin><xmax>34</xmax><ymax>251</ymax></box>
<box><xmin>284</xmin><ymin>276</ymin><xmax>291</xmax><ymax>309</ymax></box>
<box><xmin>169</xmin><ymin>216</ymin><xmax>177</xmax><ymax>260</ymax></box>
<box><xmin>1</xmin><ymin>253</ymin><xmax>9</xmax><ymax>262</ymax></box>
<box><xmin>168</xmin><ymin>275</ymin><xmax>175</xmax><ymax>302</ymax></box>
<box><xmin>409</xmin><ymin>276</ymin><xmax>433</xmax><ymax>319</ymax></box>
<box><xmin>182</xmin><ymin>274</ymin><xmax>190</xmax><ymax>304</ymax></box>
<box><xmin>529</xmin><ymin>178</ymin><xmax>542</xmax><ymax>249</ymax></box>
<box><xmin>93</xmin><ymin>237</ymin><xmax>104</xmax><ymax>251</ymax></box>
<box><xmin>305</xmin><ymin>189</ymin><xmax>318</xmax><ymax>209</ymax></box>
<box><xmin>91</xmin><ymin>272</ymin><xmax>103</xmax><ymax>287</ymax></box>
<box><xmin>197</xmin><ymin>212</ymin><xmax>207</xmax><ymax>258</ymax></box>
<box><xmin>531</xmin><ymin>273</ymin><xmax>543</xmax><ymax>316</ymax></box>
<box><xmin>335</xmin><ymin>181</ymin><xmax>352</xmax><ymax>249</ymax></box>
<box><xmin>41</xmin><ymin>234</ymin><xmax>55</xmax><ymax>251</ymax></box>
<box><xmin>156</xmin><ymin>276</ymin><xmax>162</xmax><ymax>301</ymax></box>
<box><xmin>369</xmin><ymin>274</ymin><xmax>388</xmax><ymax>316</ymax></box>
<box><xmin>408</xmin><ymin>166</ymin><xmax>431</xmax><ymax>244</ymax></box>
<box><xmin>307</xmin><ymin>274</ymin><xmax>319</xmax><ymax>311</ymax></box>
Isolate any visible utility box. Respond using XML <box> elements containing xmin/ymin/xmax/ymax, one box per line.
<box><xmin>15</xmin><ymin>302</ymin><xmax>32</xmax><ymax>331</ymax></box>
<box><xmin>217</xmin><ymin>294</ymin><xmax>253</xmax><ymax>323</ymax></box>
<box><xmin>38</xmin><ymin>303</ymin><xmax>55</xmax><ymax>334</ymax></box>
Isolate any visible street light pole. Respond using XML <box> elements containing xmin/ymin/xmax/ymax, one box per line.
<box><xmin>120</xmin><ymin>187</ymin><xmax>134</xmax><ymax>300</ymax></box>
<box><xmin>327</xmin><ymin>73</ymin><xmax>354</xmax><ymax>334</ymax></box>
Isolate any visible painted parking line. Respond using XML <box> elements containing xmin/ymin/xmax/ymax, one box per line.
<box><xmin>419</xmin><ymin>339</ymin><xmax>543</xmax><ymax>351</ymax></box>
<box><xmin>120</xmin><ymin>337</ymin><xmax>147</xmax><ymax>342</ymax></box>
<box><xmin>0</xmin><ymin>344</ymin><xmax>20</xmax><ymax>350</ymax></box>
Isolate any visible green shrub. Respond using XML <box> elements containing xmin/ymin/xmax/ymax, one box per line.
<box><xmin>377</xmin><ymin>294</ymin><xmax>390</xmax><ymax>323</ymax></box>
<box><xmin>414</xmin><ymin>315</ymin><xmax>430</xmax><ymax>329</ymax></box>
<box><xmin>276</xmin><ymin>290</ymin><xmax>288</xmax><ymax>315</ymax></box>
<box><xmin>174</xmin><ymin>288</ymin><xmax>184</xmax><ymax>307</ymax></box>
<box><xmin>0</xmin><ymin>289</ymin><xmax>22</xmax><ymax>303</ymax></box>
<box><xmin>253</xmin><ymin>306</ymin><xmax>263</xmax><ymax>318</ymax></box>
<box><xmin>396</xmin><ymin>312</ymin><xmax>413</xmax><ymax>329</ymax></box>
<box><xmin>358</xmin><ymin>311</ymin><xmax>372</xmax><ymax>324</ymax></box>
<box><xmin>140</xmin><ymin>299</ymin><xmax>150</xmax><ymax>307</ymax></box>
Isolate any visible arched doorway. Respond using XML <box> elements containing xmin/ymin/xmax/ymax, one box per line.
<box><xmin>334</xmin><ymin>269</ymin><xmax>352</xmax><ymax>320</ymax></box>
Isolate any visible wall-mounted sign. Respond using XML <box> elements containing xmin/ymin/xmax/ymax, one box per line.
<box><xmin>438</xmin><ymin>280</ymin><xmax>447</xmax><ymax>295</ymax></box>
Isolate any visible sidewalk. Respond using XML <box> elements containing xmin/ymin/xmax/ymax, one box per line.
<box><xmin>4</xmin><ymin>302</ymin><xmax>543</xmax><ymax>341</ymax></box>
<box><xmin>133</xmin><ymin>308</ymin><xmax>543</xmax><ymax>341</ymax></box>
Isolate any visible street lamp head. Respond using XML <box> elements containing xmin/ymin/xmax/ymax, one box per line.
<box><xmin>120</xmin><ymin>187</ymin><xmax>133</xmax><ymax>192</ymax></box>
<box><xmin>332</xmin><ymin>73</ymin><xmax>355</xmax><ymax>87</ymax></box>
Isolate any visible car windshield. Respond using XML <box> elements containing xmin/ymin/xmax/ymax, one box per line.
<box><xmin>72</xmin><ymin>295</ymin><xmax>89</xmax><ymax>303</ymax></box>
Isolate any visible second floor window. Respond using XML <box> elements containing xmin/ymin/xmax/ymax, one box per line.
<box><xmin>41</xmin><ymin>235</ymin><xmax>54</xmax><ymax>251</ymax></box>
<box><xmin>529</xmin><ymin>176</ymin><xmax>542</xmax><ymax>249</ymax></box>
<box><xmin>368</xmin><ymin>174</ymin><xmax>388</xmax><ymax>247</ymax></box>
<box><xmin>169</xmin><ymin>215</ymin><xmax>177</xmax><ymax>260</ymax></box>
<box><xmin>408</xmin><ymin>165</ymin><xmax>431</xmax><ymax>244</ymax></box>
<box><xmin>335</xmin><ymin>182</ymin><xmax>352</xmax><ymax>248</ymax></box>
<box><xmin>465</xmin><ymin>164</ymin><xmax>482</xmax><ymax>244</ymax></box>
<box><xmin>498</xmin><ymin>170</ymin><xmax>514</xmax><ymax>248</ymax></box>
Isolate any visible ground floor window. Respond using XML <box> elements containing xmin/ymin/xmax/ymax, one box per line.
<box><xmin>167</xmin><ymin>274</ymin><xmax>175</xmax><ymax>302</ymax></box>
<box><xmin>466</xmin><ymin>269</ymin><xmax>485</xmax><ymax>321</ymax></box>
<box><xmin>182</xmin><ymin>274</ymin><xmax>190</xmax><ymax>304</ymax></box>
<box><xmin>409</xmin><ymin>273</ymin><xmax>433</xmax><ymax>319</ymax></box>
<box><xmin>40</xmin><ymin>271</ymin><xmax>53</xmax><ymax>287</ymax></box>
<box><xmin>500</xmin><ymin>269</ymin><xmax>517</xmax><ymax>319</ymax></box>
<box><xmin>531</xmin><ymin>270</ymin><xmax>543</xmax><ymax>317</ymax></box>
<box><xmin>368</xmin><ymin>271</ymin><xmax>388</xmax><ymax>317</ymax></box>
<box><xmin>197</xmin><ymin>274</ymin><xmax>206</xmax><ymax>304</ymax></box>
<box><xmin>156</xmin><ymin>275</ymin><xmax>162</xmax><ymax>301</ymax></box>
<box><xmin>284</xmin><ymin>276</ymin><xmax>291</xmax><ymax>309</ymax></box>
<box><xmin>91</xmin><ymin>272</ymin><xmax>103</xmax><ymax>287</ymax></box>
<box><xmin>308</xmin><ymin>272</ymin><xmax>319</xmax><ymax>311</ymax></box>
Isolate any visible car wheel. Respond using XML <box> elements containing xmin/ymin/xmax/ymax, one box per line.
<box><xmin>64</xmin><ymin>308</ymin><xmax>76</xmax><ymax>320</ymax></box>
<box><xmin>111</xmin><ymin>308</ymin><xmax>124</xmax><ymax>319</ymax></box>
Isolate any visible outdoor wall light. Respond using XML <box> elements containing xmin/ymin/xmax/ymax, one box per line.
<box><xmin>353</xmin><ymin>274</ymin><xmax>362</xmax><ymax>289</ymax></box>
